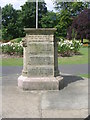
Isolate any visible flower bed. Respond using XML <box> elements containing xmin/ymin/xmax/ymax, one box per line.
<box><xmin>58</xmin><ymin>39</ymin><xmax>82</xmax><ymax>57</ymax></box>
<box><xmin>1</xmin><ymin>39</ymin><xmax>82</xmax><ymax>57</ymax></box>
<box><xmin>0</xmin><ymin>41</ymin><xmax>23</xmax><ymax>56</ymax></box>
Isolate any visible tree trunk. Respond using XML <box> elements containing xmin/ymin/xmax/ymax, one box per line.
<box><xmin>81</xmin><ymin>37</ymin><xmax>83</xmax><ymax>43</ymax></box>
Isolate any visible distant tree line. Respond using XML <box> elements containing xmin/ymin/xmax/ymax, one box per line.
<box><xmin>1</xmin><ymin>1</ymin><xmax>90</xmax><ymax>41</ymax></box>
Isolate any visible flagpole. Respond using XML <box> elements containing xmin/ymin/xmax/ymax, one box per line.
<box><xmin>36</xmin><ymin>0</ymin><xmax>38</xmax><ymax>29</ymax></box>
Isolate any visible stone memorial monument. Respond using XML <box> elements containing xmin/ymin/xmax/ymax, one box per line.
<box><xmin>18</xmin><ymin>28</ymin><xmax>63</xmax><ymax>90</ymax></box>
<box><xmin>18</xmin><ymin>1</ymin><xmax>62</xmax><ymax>90</ymax></box>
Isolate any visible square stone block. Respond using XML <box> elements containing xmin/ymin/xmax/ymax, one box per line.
<box><xmin>18</xmin><ymin>75</ymin><xmax>63</xmax><ymax>90</ymax></box>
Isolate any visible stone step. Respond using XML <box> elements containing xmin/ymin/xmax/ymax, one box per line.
<box><xmin>18</xmin><ymin>75</ymin><xmax>63</xmax><ymax>90</ymax></box>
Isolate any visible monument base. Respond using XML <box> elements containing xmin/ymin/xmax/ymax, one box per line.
<box><xmin>18</xmin><ymin>75</ymin><xmax>63</xmax><ymax>90</ymax></box>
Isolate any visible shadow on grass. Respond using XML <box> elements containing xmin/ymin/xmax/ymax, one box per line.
<box><xmin>59</xmin><ymin>74</ymin><xmax>84</xmax><ymax>90</ymax></box>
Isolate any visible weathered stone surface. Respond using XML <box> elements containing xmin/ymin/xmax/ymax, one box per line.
<box><xmin>27</xmin><ymin>42</ymin><xmax>54</xmax><ymax>55</ymax></box>
<box><xmin>28</xmin><ymin>56</ymin><xmax>54</xmax><ymax>65</ymax></box>
<box><xmin>42</xmin><ymin>109</ymin><xmax>88</xmax><ymax>118</ymax></box>
<box><xmin>27</xmin><ymin>66</ymin><xmax>54</xmax><ymax>77</ymax></box>
<box><xmin>24</xmin><ymin>28</ymin><xmax>56</xmax><ymax>35</ymax></box>
<box><xmin>18</xmin><ymin>28</ymin><xmax>61</xmax><ymax>90</ymax></box>
<box><xmin>27</xmin><ymin>35</ymin><xmax>54</xmax><ymax>42</ymax></box>
<box><xmin>18</xmin><ymin>75</ymin><xmax>63</xmax><ymax>90</ymax></box>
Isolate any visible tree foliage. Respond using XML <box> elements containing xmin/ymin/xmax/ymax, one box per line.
<box><xmin>53</xmin><ymin>2</ymin><xmax>90</xmax><ymax>38</ymax></box>
<box><xmin>54</xmin><ymin>2</ymin><xmax>90</xmax><ymax>16</ymax></box>
<box><xmin>2</xmin><ymin>4</ymin><xmax>25</xmax><ymax>40</ymax></box>
<box><xmin>21</xmin><ymin>2</ymin><xmax>47</xmax><ymax>28</ymax></box>
<box><xmin>56</xmin><ymin>10</ymin><xmax>72</xmax><ymax>38</ymax></box>
<box><xmin>40</xmin><ymin>11</ymin><xmax>58</xmax><ymax>28</ymax></box>
<box><xmin>2</xmin><ymin>2</ymin><xmax>90</xmax><ymax>41</ymax></box>
<box><xmin>2</xmin><ymin>2</ymin><xmax>47</xmax><ymax>41</ymax></box>
<box><xmin>67</xmin><ymin>9</ymin><xmax>90</xmax><ymax>40</ymax></box>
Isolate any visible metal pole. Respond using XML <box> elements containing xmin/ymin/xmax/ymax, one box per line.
<box><xmin>36</xmin><ymin>0</ymin><xmax>38</xmax><ymax>29</ymax></box>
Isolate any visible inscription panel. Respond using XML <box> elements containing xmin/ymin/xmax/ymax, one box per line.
<box><xmin>27</xmin><ymin>35</ymin><xmax>53</xmax><ymax>42</ymax></box>
<box><xmin>27</xmin><ymin>43</ymin><xmax>53</xmax><ymax>55</ymax></box>
<box><xmin>27</xmin><ymin>66</ymin><xmax>54</xmax><ymax>77</ymax></box>
<box><xmin>28</xmin><ymin>56</ymin><xmax>54</xmax><ymax>65</ymax></box>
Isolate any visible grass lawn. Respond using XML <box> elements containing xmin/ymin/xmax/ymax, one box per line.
<box><xmin>83</xmin><ymin>39</ymin><xmax>89</xmax><ymax>43</ymax></box>
<box><xmin>1</xmin><ymin>46</ymin><xmax>89</xmax><ymax>66</ymax></box>
<box><xmin>79</xmin><ymin>39</ymin><xmax>89</xmax><ymax>43</ymax></box>
<box><xmin>58</xmin><ymin>46</ymin><xmax>89</xmax><ymax>65</ymax></box>
<box><xmin>1</xmin><ymin>58</ymin><xmax>23</xmax><ymax>66</ymax></box>
<box><xmin>78</xmin><ymin>74</ymin><xmax>90</xmax><ymax>78</ymax></box>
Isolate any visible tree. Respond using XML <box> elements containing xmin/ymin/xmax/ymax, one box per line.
<box><xmin>56</xmin><ymin>9</ymin><xmax>73</xmax><ymax>38</ymax></box>
<box><xmin>16</xmin><ymin>10</ymin><xmax>26</xmax><ymax>37</ymax></box>
<box><xmin>21</xmin><ymin>2</ymin><xmax>47</xmax><ymax>28</ymax></box>
<box><xmin>2</xmin><ymin>2</ymin><xmax>47</xmax><ymax>41</ymax></box>
<box><xmin>40</xmin><ymin>11</ymin><xmax>58</xmax><ymax>28</ymax></box>
<box><xmin>2</xmin><ymin>4</ymin><xmax>25</xmax><ymax>40</ymax></box>
<box><xmin>67</xmin><ymin>9</ymin><xmax>90</xmax><ymax>42</ymax></box>
<box><xmin>53</xmin><ymin>2</ymin><xmax>90</xmax><ymax>38</ymax></box>
<box><xmin>54</xmin><ymin>2</ymin><xmax>90</xmax><ymax>16</ymax></box>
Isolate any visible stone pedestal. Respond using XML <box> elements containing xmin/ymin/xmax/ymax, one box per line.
<box><xmin>18</xmin><ymin>28</ymin><xmax>63</xmax><ymax>90</ymax></box>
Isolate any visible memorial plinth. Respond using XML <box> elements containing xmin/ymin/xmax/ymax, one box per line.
<box><xmin>18</xmin><ymin>28</ymin><xmax>63</xmax><ymax>90</ymax></box>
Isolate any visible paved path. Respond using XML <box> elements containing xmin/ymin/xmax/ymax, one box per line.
<box><xmin>0</xmin><ymin>64</ymin><xmax>89</xmax><ymax>118</ymax></box>
<box><xmin>1</xmin><ymin>64</ymin><xmax>89</xmax><ymax>76</ymax></box>
<box><xmin>1</xmin><ymin>64</ymin><xmax>88</xmax><ymax>87</ymax></box>
<box><xmin>59</xmin><ymin>64</ymin><xmax>88</xmax><ymax>75</ymax></box>
<box><xmin>1</xmin><ymin>75</ymin><xmax>88</xmax><ymax>118</ymax></box>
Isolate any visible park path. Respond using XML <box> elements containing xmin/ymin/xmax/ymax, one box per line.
<box><xmin>1</xmin><ymin>73</ymin><xmax>88</xmax><ymax>118</ymax></box>
<box><xmin>0</xmin><ymin>64</ymin><xmax>89</xmax><ymax>118</ymax></box>
<box><xmin>1</xmin><ymin>64</ymin><xmax>88</xmax><ymax>76</ymax></box>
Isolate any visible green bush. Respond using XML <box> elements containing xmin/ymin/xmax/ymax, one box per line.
<box><xmin>72</xmin><ymin>40</ymin><xmax>82</xmax><ymax>53</ymax></box>
<box><xmin>11</xmin><ymin>38</ymin><xmax>22</xmax><ymax>43</ymax></box>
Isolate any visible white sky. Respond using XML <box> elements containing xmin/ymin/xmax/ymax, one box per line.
<box><xmin>0</xmin><ymin>0</ymin><xmax>55</xmax><ymax>11</ymax></box>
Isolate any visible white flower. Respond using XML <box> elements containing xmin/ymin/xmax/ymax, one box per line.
<box><xmin>18</xmin><ymin>44</ymin><xmax>20</xmax><ymax>47</ymax></box>
<box><xmin>69</xmin><ymin>41</ymin><xmax>73</xmax><ymax>44</ymax></box>
<box><xmin>10</xmin><ymin>43</ymin><xmax>14</xmax><ymax>46</ymax></box>
<box><xmin>70</xmin><ymin>47</ymin><xmax>74</xmax><ymax>50</ymax></box>
<box><xmin>7</xmin><ymin>42</ymin><xmax>11</xmax><ymax>45</ymax></box>
<box><xmin>0</xmin><ymin>44</ymin><xmax>3</xmax><ymax>47</ymax></box>
<box><xmin>58</xmin><ymin>42</ymin><xmax>61</xmax><ymax>45</ymax></box>
<box><xmin>76</xmin><ymin>41</ymin><xmax>79</xmax><ymax>43</ymax></box>
<box><xmin>79</xmin><ymin>43</ymin><xmax>82</xmax><ymax>46</ymax></box>
<box><xmin>2</xmin><ymin>43</ymin><xmax>7</xmax><ymax>45</ymax></box>
<box><xmin>13</xmin><ymin>47</ymin><xmax>15</xmax><ymax>50</ymax></box>
<box><xmin>65</xmin><ymin>40</ymin><xmax>70</xmax><ymax>43</ymax></box>
<box><xmin>62</xmin><ymin>43</ymin><xmax>66</xmax><ymax>45</ymax></box>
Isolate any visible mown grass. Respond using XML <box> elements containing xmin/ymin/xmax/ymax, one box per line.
<box><xmin>78</xmin><ymin>74</ymin><xmax>90</xmax><ymax>78</ymax></box>
<box><xmin>58</xmin><ymin>46</ymin><xmax>89</xmax><ymax>65</ymax></box>
<box><xmin>2</xmin><ymin>58</ymin><xmax>23</xmax><ymax>66</ymax></box>
<box><xmin>83</xmin><ymin>39</ymin><xmax>89</xmax><ymax>43</ymax></box>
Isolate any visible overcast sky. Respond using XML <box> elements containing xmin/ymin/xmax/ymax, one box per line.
<box><xmin>0</xmin><ymin>0</ymin><xmax>55</xmax><ymax>11</ymax></box>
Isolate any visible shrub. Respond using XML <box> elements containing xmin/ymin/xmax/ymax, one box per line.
<box><xmin>11</xmin><ymin>38</ymin><xmax>22</xmax><ymax>43</ymax></box>
<box><xmin>1</xmin><ymin>41</ymin><xmax>23</xmax><ymax>56</ymax></box>
<box><xmin>72</xmin><ymin>40</ymin><xmax>82</xmax><ymax>53</ymax></box>
<box><xmin>58</xmin><ymin>39</ymin><xmax>82</xmax><ymax>57</ymax></box>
